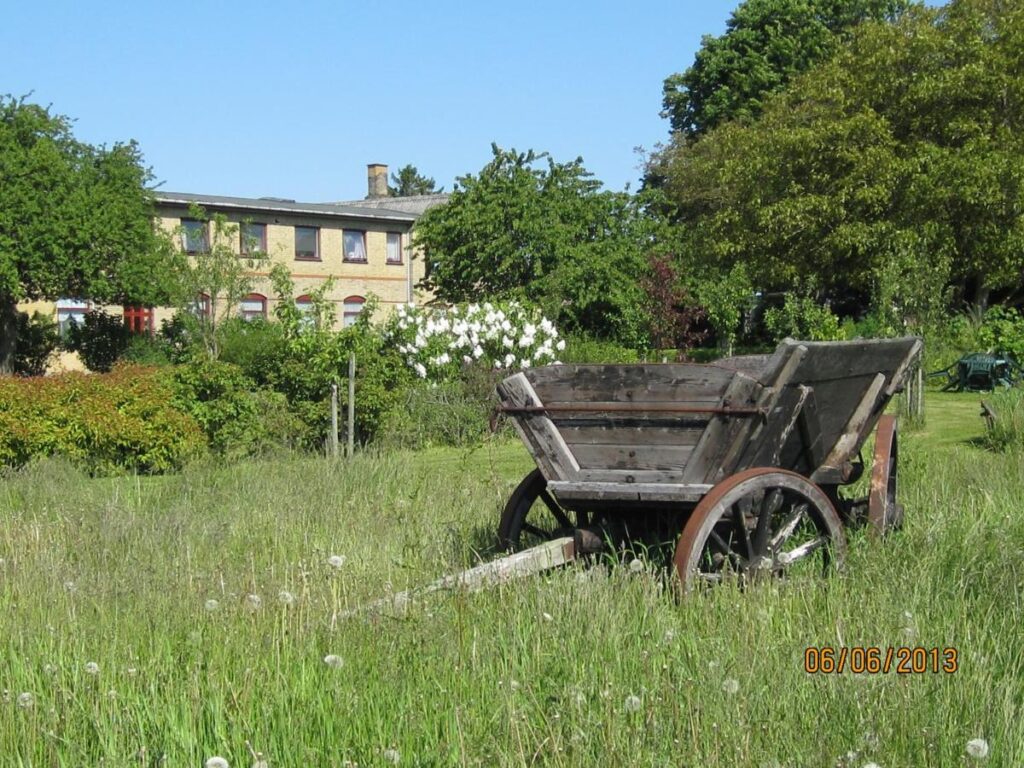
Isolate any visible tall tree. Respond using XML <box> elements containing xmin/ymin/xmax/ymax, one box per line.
<box><xmin>389</xmin><ymin>164</ymin><xmax>443</xmax><ymax>196</ymax></box>
<box><xmin>0</xmin><ymin>96</ymin><xmax>180</xmax><ymax>372</ymax></box>
<box><xmin>651</xmin><ymin>0</ymin><xmax>1024</xmax><ymax>326</ymax></box>
<box><xmin>661</xmin><ymin>0</ymin><xmax>907</xmax><ymax>139</ymax></box>
<box><xmin>415</xmin><ymin>145</ymin><xmax>668</xmax><ymax>344</ymax></box>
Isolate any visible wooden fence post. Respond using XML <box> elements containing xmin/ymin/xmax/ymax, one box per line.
<box><xmin>347</xmin><ymin>353</ymin><xmax>356</xmax><ymax>459</ymax></box>
<box><xmin>330</xmin><ymin>383</ymin><xmax>339</xmax><ymax>458</ymax></box>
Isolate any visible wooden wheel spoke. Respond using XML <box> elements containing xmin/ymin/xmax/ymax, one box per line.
<box><xmin>731</xmin><ymin>503</ymin><xmax>753</xmax><ymax>560</ymax></box>
<box><xmin>769</xmin><ymin>503</ymin><xmax>808</xmax><ymax>551</ymax></box>
<box><xmin>777</xmin><ymin>535</ymin><xmax>828</xmax><ymax>565</ymax></box>
<box><xmin>521</xmin><ymin>522</ymin><xmax>551</xmax><ymax>539</ymax></box>
<box><xmin>539</xmin><ymin>488</ymin><xmax>573</xmax><ymax>530</ymax></box>
<box><xmin>709</xmin><ymin>530</ymin><xmax>748</xmax><ymax>568</ymax></box>
<box><xmin>753</xmin><ymin>488</ymin><xmax>780</xmax><ymax>554</ymax></box>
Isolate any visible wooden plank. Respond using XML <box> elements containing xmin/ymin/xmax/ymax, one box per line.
<box><xmin>577</xmin><ymin>468</ymin><xmax>689</xmax><ymax>483</ymax></box>
<box><xmin>549</xmin><ymin>481</ymin><xmax>711</xmax><ymax>504</ymax></box>
<box><xmin>883</xmin><ymin>338</ymin><xmax>923</xmax><ymax>396</ymax></box>
<box><xmin>813</xmin><ymin>372</ymin><xmax>886</xmax><ymax>477</ymax></box>
<box><xmin>496</xmin><ymin>373</ymin><xmax>579</xmax><ymax>482</ymax></box>
<box><xmin>711</xmin><ymin>354</ymin><xmax>771</xmax><ymax>378</ymax></box>
<box><xmin>528</xmin><ymin>364</ymin><xmax>732</xmax><ymax>404</ymax></box>
<box><xmin>682</xmin><ymin>372</ymin><xmax>764</xmax><ymax>484</ymax></box>
<box><xmin>569</xmin><ymin>444</ymin><xmax>695</xmax><ymax>471</ymax></box>
<box><xmin>556</xmin><ymin>423</ymin><xmax>708</xmax><ymax>447</ymax></box>
<box><xmin>353</xmin><ymin>538</ymin><xmax>577</xmax><ymax>617</ymax></box>
<box><xmin>787</xmin><ymin>338</ymin><xmax>922</xmax><ymax>384</ymax></box>
<box><xmin>797</xmin><ymin>388</ymin><xmax>826</xmax><ymax>470</ymax></box>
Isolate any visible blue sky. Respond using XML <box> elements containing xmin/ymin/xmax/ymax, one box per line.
<box><xmin>6</xmin><ymin>1</ymin><xmax>812</xmax><ymax>201</ymax></box>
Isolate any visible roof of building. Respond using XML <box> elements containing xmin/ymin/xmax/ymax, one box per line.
<box><xmin>330</xmin><ymin>193</ymin><xmax>450</xmax><ymax>217</ymax></box>
<box><xmin>154</xmin><ymin>191</ymin><xmax>420</xmax><ymax>224</ymax></box>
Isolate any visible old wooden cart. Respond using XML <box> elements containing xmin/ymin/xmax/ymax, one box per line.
<box><xmin>494</xmin><ymin>337</ymin><xmax>922</xmax><ymax>590</ymax></box>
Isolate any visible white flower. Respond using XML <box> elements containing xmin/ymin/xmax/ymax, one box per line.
<box><xmin>43</xmin><ymin>663</ymin><xmax>57</xmax><ymax>675</ymax></box>
<box><xmin>204</xmin><ymin>599</ymin><xmax>220</xmax><ymax>612</ymax></box>
<box><xmin>63</xmin><ymin>580</ymin><xmax>77</xmax><ymax>594</ymax></box>
<box><xmin>463</xmin><ymin>355</ymin><xmax>473</xmax><ymax>364</ymax></box>
<box><xmin>966</xmin><ymin>738</ymin><xmax>989</xmax><ymax>759</ymax></box>
<box><xmin>502</xmin><ymin>335</ymin><xmax>514</xmax><ymax>349</ymax></box>
<box><xmin>501</xmin><ymin>319</ymin><xmax>512</xmax><ymax>331</ymax></box>
<box><xmin>413</xmin><ymin>362</ymin><xmax>427</xmax><ymax>378</ymax></box>
<box><xmin>556</xmin><ymin>339</ymin><xmax>566</xmax><ymax>351</ymax></box>
<box><xmin>472</xmin><ymin>344</ymin><xmax>483</xmax><ymax>358</ymax></box>
<box><xmin>519</xmin><ymin>358</ymin><xmax>531</xmax><ymax>369</ymax></box>
<box><xmin>245</xmin><ymin>594</ymin><xmax>262</xmax><ymax>611</ymax></box>
<box><xmin>494</xmin><ymin>361</ymin><xmax>503</xmax><ymax>370</ymax></box>
<box><xmin>252</xmin><ymin>760</ymin><xmax>269</xmax><ymax>768</ymax></box>
<box><xmin>663</xmin><ymin>629</ymin><xmax>676</xmax><ymax>644</ymax></box>
<box><xmin>84</xmin><ymin>662</ymin><xmax>100</xmax><ymax>676</ymax></box>
<box><xmin>437</xmin><ymin>352</ymin><xmax>450</xmax><ymax>365</ymax></box>
<box><xmin>623</xmin><ymin>695</ymin><xmax>642</xmax><ymax>713</ymax></box>
<box><xmin>863</xmin><ymin>763</ymin><xmax>882</xmax><ymax>768</ymax></box>
<box><xmin>16</xmin><ymin>692</ymin><xmax>34</xmax><ymax>709</ymax></box>
<box><xmin>523</xmin><ymin>322</ymin><xmax>537</xmax><ymax>337</ymax></box>
<box><xmin>205</xmin><ymin>758</ymin><xmax>230</xmax><ymax>768</ymax></box>
<box><xmin>327</xmin><ymin>554</ymin><xmax>347</xmax><ymax>569</ymax></box>
<box><xmin>278</xmin><ymin>590</ymin><xmax>296</xmax><ymax>606</ymax></box>
<box><xmin>324</xmin><ymin>654</ymin><xmax>344</xmax><ymax>668</ymax></box>
<box><xmin>383</xmin><ymin>748</ymin><xmax>401</xmax><ymax>764</ymax></box>
<box><xmin>722</xmin><ymin>678</ymin><xmax>739</xmax><ymax>695</ymax></box>
<box><xmin>518</xmin><ymin>335</ymin><xmax>533</xmax><ymax>348</ymax></box>
<box><xmin>504</xmin><ymin>352</ymin><xmax>516</xmax><ymax>365</ymax></box>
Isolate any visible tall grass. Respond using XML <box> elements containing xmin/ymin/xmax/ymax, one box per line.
<box><xmin>1</xmin><ymin>396</ymin><xmax>1021</xmax><ymax>765</ymax></box>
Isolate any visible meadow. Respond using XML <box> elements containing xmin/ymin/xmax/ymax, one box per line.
<box><xmin>0</xmin><ymin>392</ymin><xmax>1021</xmax><ymax>766</ymax></box>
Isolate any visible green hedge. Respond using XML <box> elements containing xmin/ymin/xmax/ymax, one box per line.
<box><xmin>0</xmin><ymin>366</ymin><xmax>206</xmax><ymax>474</ymax></box>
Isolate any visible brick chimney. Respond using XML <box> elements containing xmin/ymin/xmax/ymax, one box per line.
<box><xmin>367</xmin><ymin>163</ymin><xmax>389</xmax><ymax>198</ymax></box>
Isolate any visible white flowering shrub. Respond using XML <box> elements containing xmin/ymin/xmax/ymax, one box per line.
<box><xmin>383</xmin><ymin>301</ymin><xmax>565</xmax><ymax>382</ymax></box>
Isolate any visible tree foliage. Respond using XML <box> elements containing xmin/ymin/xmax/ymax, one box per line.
<box><xmin>652</xmin><ymin>0</ymin><xmax>1024</xmax><ymax>328</ymax></box>
<box><xmin>415</xmin><ymin>145</ymin><xmax>668</xmax><ymax>345</ymax></box>
<box><xmin>661</xmin><ymin>0</ymin><xmax>906</xmax><ymax>138</ymax></box>
<box><xmin>0</xmin><ymin>96</ymin><xmax>181</xmax><ymax>371</ymax></box>
<box><xmin>389</xmin><ymin>164</ymin><xmax>443</xmax><ymax>196</ymax></box>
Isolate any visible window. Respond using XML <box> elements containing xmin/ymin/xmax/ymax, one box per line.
<box><xmin>296</xmin><ymin>294</ymin><xmax>315</xmax><ymax>328</ymax></box>
<box><xmin>181</xmin><ymin>219</ymin><xmax>208</xmax><ymax>253</ymax></box>
<box><xmin>123</xmin><ymin>305</ymin><xmax>155</xmax><ymax>335</ymax></box>
<box><xmin>240</xmin><ymin>222</ymin><xmax>267</xmax><ymax>256</ymax></box>
<box><xmin>192</xmin><ymin>293</ymin><xmax>212</xmax><ymax>319</ymax></box>
<box><xmin>240</xmin><ymin>293</ymin><xmax>267</xmax><ymax>321</ymax></box>
<box><xmin>295</xmin><ymin>226</ymin><xmax>319</xmax><ymax>260</ymax></box>
<box><xmin>343</xmin><ymin>295</ymin><xmax>365</xmax><ymax>327</ymax></box>
<box><xmin>386</xmin><ymin>232</ymin><xmax>403</xmax><ymax>264</ymax></box>
<box><xmin>56</xmin><ymin>298</ymin><xmax>89</xmax><ymax>337</ymax></box>
<box><xmin>343</xmin><ymin>230</ymin><xmax>367</xmax><ymax>262</ymax></box>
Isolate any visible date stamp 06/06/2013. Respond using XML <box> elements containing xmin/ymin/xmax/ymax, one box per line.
<box><xmin>804</xmin><ymin>646</ymin><xmax>959</xmax><ymax>675</ymax></box>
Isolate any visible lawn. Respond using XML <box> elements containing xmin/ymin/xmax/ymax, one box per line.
<box><xmin>0</xmin><ymin>391</ymin><xmax>1021</xmax><ymax>766</ymax></box>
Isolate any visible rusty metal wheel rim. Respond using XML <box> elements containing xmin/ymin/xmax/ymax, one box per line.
<box><xmin>673</xmin><ymin>468</ymin><xmax>846</xmax><ymax>593</ymax></box>
<box><xmin>868</xmin><ymin>415</ymin><xmax>900</xmax><ymax>538</ymax></box>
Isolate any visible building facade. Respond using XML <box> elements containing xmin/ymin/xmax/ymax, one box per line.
<box><xmin>18</xmin><ymin>165</ymin><xmax>448</xmax><ymax>370</ymax></box>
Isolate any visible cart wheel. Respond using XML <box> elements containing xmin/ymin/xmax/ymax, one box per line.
<box><xmin>673</xmin><ymin>468</ymin><xmax>846</xmax><ymax>592</ymax></box>
<box><xmin>498</xmin><ymin>469</ymin><xmax>589</xmax><ymax>551</ymax></box>
<box><xmin>868</xmin><ymin>415</ymin><xmax>902</xmax><ymax>538</ymax></box>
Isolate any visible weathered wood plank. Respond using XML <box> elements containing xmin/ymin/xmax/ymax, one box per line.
<box><xmin>353</xmin><ymin>538</ymin><xmax>577</xmax><ymax>617</ymax></box>
<box><xmin>549</xmin><ymin>481</ymin><xmax>711</xmax><ymax>504</ymax></box>
<box><xmin>569</xmin><ymin>444</ymin><xmax>695</xmax><ymax>471</ymax></box>
<box><xmin>576</xmin><ymin>468</ymin><xmax>689</xmax><ymax>483</ymax></box>
<box><xmin>496</xmin><ymin>373</ymin><xmax>579</xmax><ymax>482</ymax></box>
<box><xmin>528</xmin><ymin>364</ymin><xmax>732</xmax><ymax>404</ymax></box>
<box><xmin>556</xmin><ymin>423</ymin><xmax>708</xmax><ymax>447</ymax></box>
<box><xmin>682</xmin><ymin>372</ymin><xmax>764</xmax><ymax>484</ymax></box>
<box><xmin>814</xmin><ymin>372</ymin><xmax>886</xmax><ymax>476</ymax></box>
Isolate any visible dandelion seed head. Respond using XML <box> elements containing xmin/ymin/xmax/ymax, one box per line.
<box><xmin>84</xmin><ymin>662</ymin><xmax>100</xmax><ymax>676</ymax></box>
<box><xmin>204</xmin><ymin>599</ymin><xmax>220</xmax><ymax>612</ymax></box>
<box><xmin>205</xmin><ymin>758</ymin><xmax>230</xmax><ymax>768</ymax></box>
<box><xmin>252</xmin><ymin>761</ymin><xmax>269</xmax><ymax>768</ymax></box>
<box><xmin>16</xmin><ymin>692</ymin><xmax>34</xmax><ymax>709</ymax></box>
<box><xmin>327</xmin><ymin>554</ymin><xmax>347</xmax><ymax>569</ymax></box>
<box><xmin>323</xmin><ymin>654</ymin><xmax>344</xmax><ymax>668</ymax></box>
<box><xmin>43</xmin><ymin>663</ymin><xmax>57</xmax><ymax>675</ymax></box>
<box><xmin>624</xmin><ymin>694</ymin><xmax>642</xmax><ymax>713</ymax></box>
<box><xmin>966</xmin><ymin>738</ymin><xmax>989</xmax><ymax>759</ymax></box>
<box><xmin>63</xmin><ymin>580</ymin><xmax>77</xmax><ymax>594</ymax></box>
<box><xmin>278</xmin><ymin>590</ymin><xmax>296</xmax><ymax>606</ymax></box>
<box><xmin>245</xmin><ymin>594</ymin><xmax>262</xmax><ymax>611</ymax></box>
<box><xmin>663</xmin><ymin>629</ymin><xmax>676</xmax><ymax>644</ymax></box>
<box><xmin>542</xmin><ymin>612</ymin><xmax>553</xmax><ymax>622</ymax></box>
<box><xmin>383</xmin><ymin>748</ymin><xmax>401</xmax><ymax>764</ymax></box>
<box><xmin>629</xmin><ymin>559</ymin><xmax>646</xmax><ymax>574</ymax></box>
<box><xmin>863</xmin><ymin>762</ymin><xmax>882</xmax><ymax>768</ymax></box>
<box><xmin>722</xmin><ymin>678</ymin><xmax>740</xmax><ymax>695</ymax></box>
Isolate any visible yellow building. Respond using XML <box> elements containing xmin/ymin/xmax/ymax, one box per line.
<box><xmin>18</xmin><ymin>164</ymin><xmax>447</xmax><ymax>369</ymax></box>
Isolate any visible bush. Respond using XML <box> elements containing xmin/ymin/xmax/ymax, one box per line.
<box><xmin>0</xmin><ymin>366</ymin><xmax>205</xmax><ymax>474</ymax></box>
<box><xmin>378</xmin><ymin>380</ymin><xmax>494</xmax><ymax>450</ymax></box>
<box><xmin>121</xmin><ymin>334</ymin><xmax>175</xmax><ymax>367</ymax></box>
<box><xmin>560</xmin><ymin>335</ymin><xmax>640</xmax><ymax>363</ymax></box>
<box><xmin>763</xmin><ymin>294</ymin><xmax>845</xmax><ymax>342</ymax></box>
<box><xmin>217</xmin><ymin>317</ymin><xmax>286</xmax><ymax>385</ymax></box>
<box><xmin>13</xmin><ymin>311</ymin><xmax>59</xmax><ymax>376</ymax></box>
<box><xmin>981</xmin><ymin>387</ymin><xmax>1024</xmax><ymax>452</ymax></box>
<box><xmin>166</xmin><ymin>361</ymin><xmax>266</xmax><ymax>457</ymax></box>
<box><xmin>65</xmin><ymin>310</ymin><xmax>131</xmax><ymax>372</ymax></box>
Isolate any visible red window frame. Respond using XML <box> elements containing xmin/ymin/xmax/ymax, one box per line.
<box><xmin>123</xmin><ymin>305</ymin><xmax>155</xmax><ymax>335</ymax></box>
<box><xmin>240</xmin><ymin>293</ymin><xmax>267</xmax><ymax>321</ymax></box>
<box><xmin>343</xmin><ymin>295</ymin><xmax>365</xmax><ymax>327</ymax></box>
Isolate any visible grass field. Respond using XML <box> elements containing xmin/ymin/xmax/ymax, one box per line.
<box><xmin>0</xmin><ymin>391</ymin><xmax>1021</xmax><ymax>766</ymax></box>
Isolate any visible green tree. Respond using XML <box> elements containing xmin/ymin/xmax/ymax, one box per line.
<box><xmin>389</xmin><ymin>164</ymin><xmax>443</xmax><ymax>196</ymax></box>
<box><xmin>661</xmin><ymin>0</ymin><xmax>906</xmax><ymax>139</ymax></box>
<box><xmin>652</xmin><ymin>0</ymin><xmax>1024</xmax><ymax>326</ymax></box>
<box><xmin>170</xmin><ymin>204</ymin><xmax>264</xmax><ymax>360</ymax></box>
<box><xmin>0</xmin><ymin>96</ymin><xmax>180</xmax><ymax>373</ymax></box>
<box><xmin>415</xmin><ymin>145</ymin><xmax>668</xmax><ymax>345</ymax></box>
